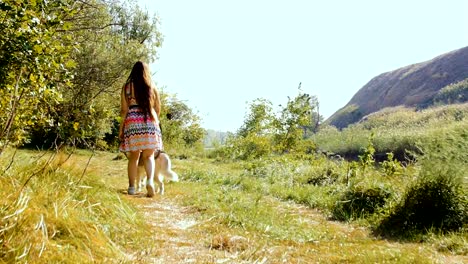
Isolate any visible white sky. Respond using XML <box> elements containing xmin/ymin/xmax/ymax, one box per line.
<box><xmin>137</xmin><ymin>0</ymin><xmax>468</xmax><ymax>132</ymax></box>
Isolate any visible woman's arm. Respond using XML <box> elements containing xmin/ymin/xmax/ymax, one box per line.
<box><xmin>152</xmin><ymin>85</ymin><xmax>161</xmax><ymax>118</ymax></box>
<box><xmin>119</xmin><ymin>85</ymin><xmax>128</xmax><ymax>140</ymax></box>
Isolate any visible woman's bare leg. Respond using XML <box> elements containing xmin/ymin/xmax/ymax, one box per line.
<box><xmin>141</xmin><ymin>149</ymin><xmax>156</xmax><ymax>197</ymax></box>
<box><xmin>127</xmin><ymin>151</ymin><xmax>140</xmax><ymax>194</ymax></box>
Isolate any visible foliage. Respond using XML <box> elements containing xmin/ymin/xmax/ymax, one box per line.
<box><xmin>232</xmin><ymin>134</ymin><xmax>273</xmax><ymax>160</ymax></box>
<box><xmin>381</xmin><ymin>152</ymin><xmax>403</xmax><ymax>176</ymax></box>
<box><xmin>313</xmin><ymin>104</ymin><xmax>468</xmax><ymax>161</ymax></box>
<box><xmin>375</xmin><ymin>127</ymin><xmax>468</xmax><ymax>237</ymax></box>
<box><xmin>300</xmin><ymin>161</ymin><xmax>341</xmax><ymax>186</ymax></box>
<box><xmin>358</xmin><ymin>132</ymin><xmax>375</xmax><ymax>173</ymax></box>
<box><xmin>0</xmin><ymin>0</ymin><xmax>199</xmax><ymax>153</ymax></box>
<box><xmin>237</xmin><ymin>98</ymin><xmax>275</xmax><ymax>138</ymax></box>
<box><xmin>25</xmin><ymin>0</ymin><xmax>163</xmax><ymax>149</ymax></box>
<box><xmin>331</xmin><ymin>184</ymin><xmax>391</xmax><ymax>221</ymax></box>
<box><xmin>273</xmin><ymin>88</ymin><xmax>320</xmax><ymax>153</ymax></box>
<box><xmin>375</xmin><ymin>177</ymin><xmax>467</xmax><ymax>237</ymax></box>
<box><xmin>0</xmin><ymin>0</ymin><xmax>75</xmax><ymax>153</ymax></box>
<box><xmin>159</xmin><ymin>93</ymin><xmax>205</xmax><ymax>154</ymax></box>
<box><xmin>325</xmin><ymin>104</ymin><xmax>363</xmax><ymax>129</ymax></box>
<box><xmin>216</xmin><ymin>86</ymin><xmax>321</xmax><ymax>160</ymax></box>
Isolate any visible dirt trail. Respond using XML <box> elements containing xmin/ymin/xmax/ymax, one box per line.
<box><xmin>92</xmin><ymin>154</ymin><xmax>239</xmax><ymax>263</ymax></box>
<box><xmin>123</xmin><ymin>194</ymin><xmax>247</xmax><ymax>264</ymax></box>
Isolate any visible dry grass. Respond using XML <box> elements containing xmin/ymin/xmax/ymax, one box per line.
<box><xmin>0</xmin><ymin>148</ymin><xmax>147</xmax><ymax>263</ymax></box>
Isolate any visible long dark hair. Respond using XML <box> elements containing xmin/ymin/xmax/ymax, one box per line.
<box><xmin>126</xmin><ymin>61</ymin><xmax>155</xmax><ymax>121</ymax></box>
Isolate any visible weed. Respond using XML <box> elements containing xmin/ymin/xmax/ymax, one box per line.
<box><xmin>381</xmin><ymin>152</ymin><xmax>403</xmax><ymax>176</ymax></box>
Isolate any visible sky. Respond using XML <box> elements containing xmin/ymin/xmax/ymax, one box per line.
<box><xmin>137</xmin><ymin>0</ymin><xmax>468</xmax><ymax>132</ymax></box>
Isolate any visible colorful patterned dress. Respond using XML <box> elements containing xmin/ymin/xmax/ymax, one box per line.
<box><xmin>119</xmin><ymin>83</ymin><xmax>163</xmax><ymax>152</ymax></box>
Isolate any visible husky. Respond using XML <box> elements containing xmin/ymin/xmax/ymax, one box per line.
<box><xmin>135</xmin><ymin>150</ymin><xmax>179</xmax><ymax>196</ymax></box>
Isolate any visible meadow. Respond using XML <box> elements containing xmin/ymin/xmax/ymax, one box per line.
<box><xmin>1</xmin><ymin>1</ymin><xmax>466</xmax><ymax>262</ymax></box>
<box><xmin>1</xmin><ymin>103</ymin><xmax>467</xmax><ymax>263</ymax></box>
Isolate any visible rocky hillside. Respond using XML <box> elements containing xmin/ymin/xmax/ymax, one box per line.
<box><xmin>327</xmin><ymin>46</ymin><xmax>468</xmax><ymax>129</ymax></box>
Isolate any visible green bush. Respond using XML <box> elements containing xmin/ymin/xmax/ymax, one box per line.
<box><xmin>301</xmin><ymin>165</ymin><xmax>341</xmax><ymax>186</ymax></box>
<box><xmin>375</xmin><ymin>128</ymin><xmax>468</xmax><ymax>237</ymax></box>
<box><xmin>375</xmin><ymin>176</ymin><xmax>467</xmax><ymax>237</ymax></box>
<box><xmin>331</xmin><ymin>184</ymin><xmax>391</xmax><ymax>221</ymax></box>
<box><xmin>380</xmin><ymin>152</ymin><xmax>403</xmax><ymax>176</ymax></box>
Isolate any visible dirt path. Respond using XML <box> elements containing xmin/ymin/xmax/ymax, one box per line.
<box><xmin>123</xmin><ymin>194</ymin><xmax>249</xmax><ymax>264</ymax></box>
<box><xmin>90</xmin><ymin>153</ymin><xmax>239</xmax><ymax>263</ymax></box>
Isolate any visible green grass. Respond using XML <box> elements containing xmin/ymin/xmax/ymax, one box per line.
<box><xmin>1</xmin><ymin>145</ymin><xmax>466</xmax><ymax>263</ymax></box>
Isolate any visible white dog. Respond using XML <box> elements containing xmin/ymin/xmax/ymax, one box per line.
<box><xmin>135</xmin><ymin>150</ymin><xmax>179</xmax><ymax>195</ymax></box>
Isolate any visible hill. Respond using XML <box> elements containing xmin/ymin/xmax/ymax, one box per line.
<box><xmin>327</xmin><ymin>45</ymin><xmax>468</xmax><ymax>129</ymax></box>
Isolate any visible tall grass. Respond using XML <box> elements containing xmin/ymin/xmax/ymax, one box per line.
<box><xmin>314</xmin><ymin>103</ymin><xmax>468</xmax><ymax>161</ymax></box>
<box><xmin>0</xmin><ymin>148</ymin><xmax>148</xmax><ymax>263</ymax></box>
<box><xmin>173</xmin><ymin>152</ymin><xmax>467</xmax><ymax>262</ymax></box>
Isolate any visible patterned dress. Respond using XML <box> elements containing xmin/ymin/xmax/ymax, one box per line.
<box><xmin>119</xmin><ymin>84</ymin><xmax>163</xmax><ymax>152</ymax></box>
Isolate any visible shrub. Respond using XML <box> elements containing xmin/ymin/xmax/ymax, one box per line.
<box><xmin>331</xmin><ymin>184</ymin><xmax>391</xmax><ymax>221</ymax></box>
<box><xmin>375</xmin><ymin>176</ymin><xmax>467</xmax><ymax>237</ymax></box>
<box><xmin>432</xmin><ymin>78</ymin><xmax>468</xmax><ymax>105</ymax></box>
<box><xmin>375</xmin><ymin>128</ymin><xmax>468</xmax><ymax>237</ymax></box>
<box><xmin>302</xmin><ymin>165</ymin><xmax>340</xmax><ymax>186</ymax></box>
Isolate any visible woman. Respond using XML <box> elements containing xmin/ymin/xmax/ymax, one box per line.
<box><xmin>119</xmin><ymin>61</ymin><xmax>163</xmax><ymax>197</ymax></box>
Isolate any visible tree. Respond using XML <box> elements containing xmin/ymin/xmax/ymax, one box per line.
<box><xmin>237</xmin><ymin>98</ymin><xmax>275</xmax><ymax>137</ymax></box>
<box><xmin>229</xmin><ymin>98</ymin><xmax>276</xmax><ymax>159</ymax></box>
<box><xmin>273</xmin><ymin>83</ymin><xmax>320</xmax><ymax>153</ymax></box>
<box><xmin>159</xmin><ymin>93</ymin><xmax>205</xmax><ymax>150</ymax></box>
<box><xmin>26</xmin><ymin>0</ymin><xmax>163</xmax><ymax>149</ymax></box>
<box><xmin>0</xmin><ymin>0</ymin><xmax>75</xmax><ymax>154</ymax></box>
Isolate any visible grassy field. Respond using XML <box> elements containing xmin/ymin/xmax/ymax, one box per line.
<box><xmin>314</xmin><ymin>103</ymin><xmax>468</xmax><ymax>161</ymax></box>
<box><xmin>0</xmin><ymin>147</ymin><xmax>466</xmax><ymax>263</ymax></box>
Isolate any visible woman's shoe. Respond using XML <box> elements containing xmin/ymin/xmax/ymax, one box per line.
<box><xmin>146</xmin><ymin>181</ymin><xmax>155</xmax><ymax>197</ymax></box>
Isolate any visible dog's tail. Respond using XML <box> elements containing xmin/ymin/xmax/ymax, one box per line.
<box><xmin>159</xmin><ymin>153</ymin><xmax>179</xmax><ymax>182</ymax></box>
<box><xmin>163</xmin><ymin>169</ymin><xmax>179</xmax><ymax>182</ymax></box>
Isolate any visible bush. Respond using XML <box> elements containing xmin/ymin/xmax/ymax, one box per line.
<box><xmin>302</xmin><ymin>165</ymin><xmax>341</xmax><ymax>186</ymax></box>
<box><xmin>375</xmin><ymin>128</ymin><xmax>468</xmax><ymax>237</ymax></box>
<box><xmin>375</xmin><ymin>176</ymin><xmax>467</xmax><ymax>237</ymax></box>
<box><xmin>331</xmin><ymin>184</ymin><xmax>391</xmax><ymax>221</ymax></box>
